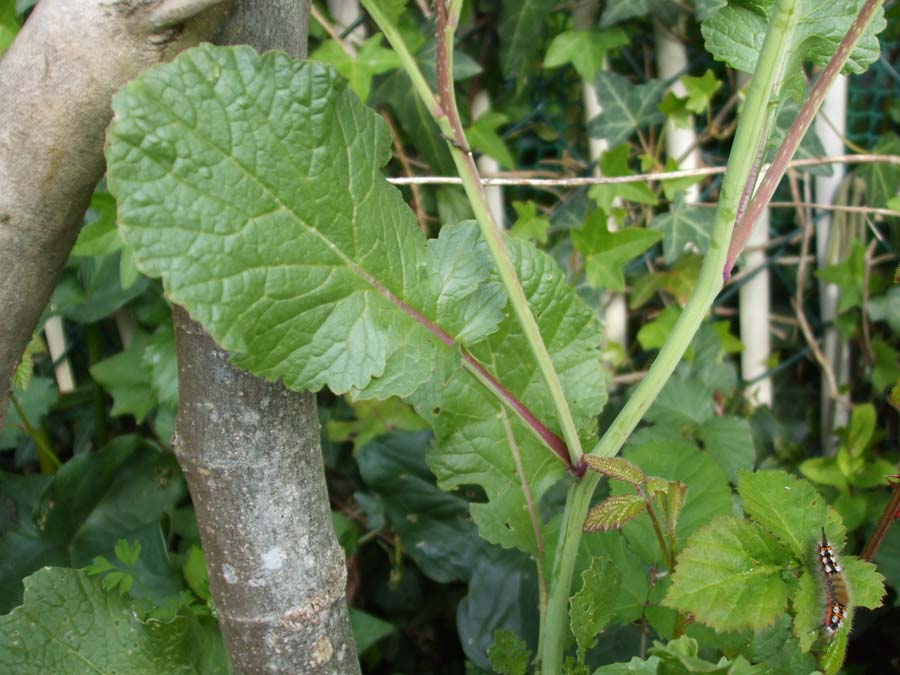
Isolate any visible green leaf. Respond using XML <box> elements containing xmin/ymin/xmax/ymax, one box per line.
<box><xmin>854</xmin><ymin>133</ymin><xmax>900</xmax><ymax>209</ymax></box>
<box><xmin>327</xmin><ymin>397</ymin><xmax>428</xmax><ymax>455</ymax></box>
<box><xmin>697</xmin><ymin>416</ymin><xmax>756</xmax><ymax>483</ymax></box>
<box><xmin>752</xmin><ymin>614</ymin><xmax>817</xmax><ymax>671</ymax></box>
<box><xmin>90</xmin><ymin>332</ymin><xmax>156</xmax><ymax>422</ymax></box>
<box><xmin>72</xmin><ymin>190</ymin><xmax>123</xmax><ymax>257</ymax></box>
<box><xmin>356</xmin><ymin>431</ymin><xmax>487</xmax><ymax>582</ymax></box>
<box><xmin>681</xmin><ymin>70</ymin><xmax>721</xmax><ymax>114</ymax></box>
<box><xmin>600</xmin><ymin>0</ymin><xmax>675</xmax><ymax>26</ymax></box>
<box><xmin>458</xmin><ymin>549</ymin><xmax>538</xmax><ymax>670</ymax></box>
<box><xmin>737</xmin><ymin>470</ymin><xmax>829</xmax><ymax>558</ymax></box>
<box><xmin>114</xmin><ymin>539</ymin><xmax>142</xmax><ymax>566</ymax></box>
<box><xmin>799</xmin><ymin>457</ymin><xmax>847</xmax><ymax>490</ymax></box>
<box><xmin>636</xmin><ymin>307</ymin><xmax>685</xmax><ymax>354</ymax></box>
<box><xmin>1</xmin><ymin>377</ymin><xmax>58</xmax><ymax>450</ymax></box>
<box><xmin>645</xmin><ymin>377</ymin><xmax>715</xmax><ymax>428</ymax></box>
<box><xmin>466</xmin><ymin>111</ymin><xmax>515</xmax><ymax>168</ymax></box>
<box><xmin>649</xmin><ymin>196</ymin><xmax>716</xmax><ymax>264</ymax></box>
<box><xmin>107</xmin><ymin>45</ymin><xmax>606</xmax><ymax>556</ymax></box>
<box><xmin>0</xmin><ymin>567</ymin><xmax>223</xmax><ymax>674</ymax></box>
<box><xmin>144</xmin><ymin>323</ymin><xmax>178</xmax><ymax>408</ymax></box>
<box><xmin>11</xmin><ymin>333</ymin><xmax>45</xmax><ymax>392</ymax></box>
<box><xmin>630</xmin><ymin>254</ymin><xmax>701</xmax><ymax>308</ymax></box>
<box><xmin>840</xmin><ymin>556</ymin><xmax>885</xmax><ymax>609</ymax></box>
<box><xmin>0</xmin><ymin>2</ymin><xmax>20</xmax><ymax>54</ymax></box>
<box><xmin>701</xmin><ymin>0</ymin><xmax>885</xmax><ymax>101</ymax></box>
<box><xmin>594</xmin><ymin>656</ymin><xmax>661</xmax><ymax>674</ymax></box>
<box><xmin>820</xmin><ymin>628</ymin><xmax>849</xmax><ymax>675</ymax></box>
<box><xmin>50</xmin><ymin>253</ymin><xmax>150</xmax><ymax>324</ymax></box>
<box><xmin>498</xmin><ymin>0</ymin><xmax>551</xmax><ymax>79</ymax></box>
<box><xmin>582</xmin><ymin>456</ymin><xmax>646</xmax><ymax>486</ymax></box>
<box><xmin>181</xmin><ymin>546</ymin><xmax>211</xmax><ymax>602</ymax></box>
<box><xmin>349</xmin><ymin>607</ymin><xmax>396</xmax><ymax>655</ymax></box>
<box><xmin>867</xmin><ymin>286</ymin><xmax>900</xmax><ymax>332</ymax></box>
<box><xmin>311</xmin><ymin>35</ymin><xmax>400</xmax><ymax>102</ymax></box>
<box><xmin>588</xmin><ymin>145</ymin><xmax>659</xmax><ymax>210</ymax></box>
<box><xmin>584</xmin><ymin>495</ymin><xmax>647</xmax><ymax>532</ymax></box>
<box><xmin>792</xmin><ymin>568</ymin><xmax>820</xmax><ymax>652</ymax></box>
<box><xmin>570</xmin><ymin>557</ymin><xmax>618</xmax><ymax>653</ymax></box>
<box><xmin>816</xmin><ymin>242</ymin><xmax>867</xmax><ymax>313</ymax></box>
<box><xmin>587</xmin><ymin>73</ymin><xmax>667</xmax><ymax>147</ymax></box>
<box><xmin>509</xmin><ymin>201</ymin><xmax>551</xmax><ymax>244</ymax></box>
<box><xmin>543</xmin><ymin>28</ymin><xmax>629</xmax><ymax>82</ymax></box>
<box><xmin>871</xmin><ymin>339</ymin><xmax>900</xmax><ymax>392</ymax></box>
<box><xmin>572</xmin><ymin>211</ymin><xmax>662</xmax><ymax>292</ymax></box>
<box><xmin>664</xmin><ymin>516</ymin><xmax>793</xmax><ymax>632</ymax></box>
<box><xmin>487</xmin><ymin>629</ymin><xmax>530</xmax><ymax>675</ymax></box>
<box><xmin>846</xmin><ymin>403</ymin><xmax>876</xmax><ymax>456</ymax></box>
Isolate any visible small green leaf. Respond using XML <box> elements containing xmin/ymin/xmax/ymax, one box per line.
<box><xmin>570</xmin><ymin>557</ymin><xmax>618</xmax><ymax>653</ymax></box>
<box><xmin>600</xmin><ymin>0</ymin><xmax>674</xmax><ymax>26</ymax></box>
<box><xmin>840</xmin><ymin>556</ymin><xmax>886</xmax><ymax>609</ymax></box>
<box><xmin>588</xmin><ymin>144</ymin><xmax>659</xmax><ymax>211</ymax></box>
<box><xmin>327</xmin><ymin>397</ymin><xmax>428</xmax><ymax>455</ymax></box>
<box><xmin>872</xmin><ymin>339</ymin><xmax>900</xmax><ymax>392</ymax></box>
<box><xmin>466</xmin><ymin>111</ymin><xmax>515</xmax><ymax>168</ymax></box>
<box><xmin>182</xmin><ymin>546</ymin><xmax>211</xmax><ymax>602</ymax></box>
<box><xmin>816</xmin><ymin>241</ymin><xmax>867</xmax><ymax>313</ymax></box>
<box><xmin>581</xmin><ymin>456</ymin><xmax>646</xmax><ymax>486</ymax></box>
<box><xmin>366</xmin><ymin>0</ymin><xmax>407</xmax><ymax>26</ymax></box>
<box><xmin>650</xmin><ymin>196</ymin><xmax>716</xmax><ymax>264</ymax></box>
<box><xmin>543</xmin><ymin>28</ymin><xmax>629</xmax><ymax>81</ymax></box>
<box><xmin>349</xmin><ymin>607</ymin><xmax>396</xmax><ymax>655</ymax></box>
<box><xmin>681</xmin><ymin>70</ymin><xmax>721</xmax><ymax>113</ymax></box>
<box><xmin>487</xmin><ymin>629</ymin><xmax>530</xmax><ymax>675</ymax></box>
<box><xmin>572</xmin><ymin>211</ymin><xmax>662</xmax><ymax>292</ymax></box>
<box><xmin>819</xmin><ymin>626</ymin><xmax>849</xmax><ymax>675</ymax></box>
<box><xmin>636</xmin><ymin>307</ymin><xmax>685</xmax><ymax>353</ymax></box>
<box><xmin>312</xmin><ymin>35</ymin><xmax>400</xmax><ymax>102</ymax></box>
<box><xmin>846</xmin><ymin>403</ymin><xmax>876</xmax><ymax>456</ymax></box>
<box><xmin>631</xmin><ymin>254</ymin><xmax>701</xmax><ymax>308</ymax></box>
<box><xmin>645</xmin><ymin>377</ymin><xmax>714</xmax><ymax>428</ymax></box>
<box><xmin>867</xmin><ymin>287</ymin><xmax>900</xmax><ymax>332</ymax></box>
<box><xmin>1</xmin><ymin>377</ymin><xmax>58</xmax><ymax>450</ymax></box>
<box><xmin>584</xmin><ymin>495</ymin><xmax>647</xmax><ymax>532</ymax></box>
<box><xmin>854</xmin><ymin>133</ymin><xmax>900</xmax><ymax>208</ymax></box>
<box><xmin>114</xmin><ymin>539</ymin><xmax>141</xmax><ymax>566</ymax></box>
<box><xmin>664</xmin><ymin>516</ymin><xmax>793</xmax><ymax>632</ymax></box>
<box><xmin>509</xmin><ymin>201</ymin><xmax>551</xmax><ymax>244</ymax></box>
<box><xmin>11</xmin><ymin>333</ymin><xmax>45</xmax><ymax>392</ymax></box>
<box><xmin>90</xmin><ymin>333</ymin><xmax>156</xmax><ymax>422</ymax></box>
<box><xmin>587</xmin><ymin>73</ymin><xmax>666</xmax><ymax>147</ymax></box>
<box><xmin>799</xmin><ymin>457</ymin><xmax>847</xmax><ymax>491</ymax></box>
<box><xmin>72</xmin><ymin>190</ymin><xmax>122</xmax><ymax>257</ymax></box>
<box><xmin>593</xmin><ymin>656</ymin><xmax>662</xmax><ymax>674</ymax></box>
<box><xmin>792</xmin><ymin>568</ymin><xmax>820</xmax><ymax>652</ymax></box>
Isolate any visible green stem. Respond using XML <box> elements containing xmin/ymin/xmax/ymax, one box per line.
<box><xmin>87</xmin><ymin>323</ymin><xmax>108</xmax><ymax>448</ymax></box>
<box><xmin>10</xmin><ymin>394</ymin><xmax>61</xmax><ymax>471</ymax></box>
<box><xmin>541</xmin><ymin>1</ymin><xmax>799</xmax><ymax>671</ymax></box>
<box><xmin>363</xmin><ymin>0</ymin><xmax>585</xmax><ymax>466</ymax></box>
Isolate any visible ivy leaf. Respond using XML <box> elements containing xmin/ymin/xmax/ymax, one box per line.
<box><xmin>645</xmin><ymin>377</ymin><xmax>714</xmax><ymax>428</ymax></box>
<box><xmin>106</xmin><ymin>45</ymin><xmax>607</xmax><ymax>556</ymax></box>
<box><xmin>854</xmin><ymin>133</ymin><xmax>900</xmax><ymax>208</ymax></box>
<box><xmin>584</xmin><ymin>495</ymin><xmax>647</xmax><ymax>532</ymax></box>
<box><xmin>0</xmin><ymin>567</ymin><xmax>224</xmax><ymax>674</ymax></box>
<box><xmin>572</xmin><ymin>211</ymin><xmax>662</xmax><ymax>292</ymax></box>
<box><xmin>631</xmin><ymin>254</ymin><xmax>701</xmax><ymax>308</ymax></box>
<box><xmin>650</xmin><ymin>196</ymin><xmax>716</xmax><ymax>264</ymax></box>
<box><xmin>509</xmin><ymin>201</ymin><xmax>551</xmax><ymax>244</ymax></box>
<box><xmin>867</xmin><ymin>286</ymin><xmax>900</xmax><ymax>332</ymax></box>
<box><xmin>588</xmin><ymin>145</ymin><xmax>659</xmax><ymax>210</ymax></box>
<box><xmin>664</xmin><ymin>515</ymin><xmax>794</xmax><ymax>632</ymax></box>
<box><xmin>570</xmin><ymin>557</ymin><xmax>619</xmax><ymax>653</ymax></box>
<box><xmin>487</xmin><ymin>629</ymin><xmax>530</xmax><ymax>675</ymax></box>
<box><xmin>737</xmin><ymin>470</ymin><xmax>830</xmax><ymax>558</ymax></box>
<box><xmin>600</xmin><ymin>0</ymin><xmax>676</xmax><ymax>26</ymax></box>
<box><xmin>816</xmin><ymin>242</ymin><xmax>867</xmax><ymax>312</ymax></box>
<box><xmin>543</xmin><ymin>28</ymin><xmax>629</xmax><ymax>81</ymax></box>
<box><xmin>311</xmin><ymin>35</ymin><xmax>400</xmax><ymax>102</ymax></box>
<box><xmin>702</xmin><ymin>0</ymin><xmax>885</xmax><ymax>101</ymax></box>
<box><xmin>466</xmin><ymin>111</ymin><xmax>515</xmax><ymax>168</ymax></box>
<box><xmin>587</xmin><ymin>73</ymin><xmax>667</xmax><ymax>147</ymax></box>
<box><xmin>498</xmin><ymin>0</ymin><xmax>551</xmax><ymax>79</ymax></box>
<box><xmin>682</xmin><ymin>70</ymin><xmax>721</xmax><ymax>113</ymax></box>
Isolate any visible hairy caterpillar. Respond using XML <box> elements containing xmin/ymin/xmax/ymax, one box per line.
<box><xmin>817</xmin><ymin>529</ymin><xmax>849</xmax><ymax>634</ymax></box>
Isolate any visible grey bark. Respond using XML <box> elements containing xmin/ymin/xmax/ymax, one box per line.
<box><xmin>168</xmin><ymin>4</ymin><xmax>360</xmax><ymax>674</ymax></box>
<box><xmin>0</xmin><ymin>0</ymin><xmax>231</xmax><ymax>426</ymax></box>
<box><xmin>174</xmin><ymin>309</ymin><xmax>359</xmax><ymax>675</ymax></box>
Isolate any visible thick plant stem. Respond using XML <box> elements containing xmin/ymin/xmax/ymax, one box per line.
<box><xmin>363</xmin><ymin>0</ymin><xmax>585</xmax><ymax>466</ymax></box>
<box><xmin>541</xmin><ymin>1</ymin><xmax>800</xmax><ymax>671</ymax></box>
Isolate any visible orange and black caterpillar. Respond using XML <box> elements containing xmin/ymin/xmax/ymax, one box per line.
<box><xmin>817</xmin><ymin>529</ymin><xmax>849</xmax><ymax>634</ymax></box>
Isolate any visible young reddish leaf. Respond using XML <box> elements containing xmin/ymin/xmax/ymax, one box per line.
<box><xmin>582</xmin><ymin>456</ymin><xmax>646</xmax><ymax>486</ymax></box>
<box><xmin>584</xmin><ymin>495</ymin><xmax>647</xmax><ymax>532</ymax></box>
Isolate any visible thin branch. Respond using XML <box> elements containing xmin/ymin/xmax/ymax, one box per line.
<box><xmin>860</xmin><ymin>475</ymin><xmax>900</xmax><ymax>562</ymax></box>
<box><xmin>381</xmin><ymin>110</ymin><xmax>428</xmax><ymax>232</ymax></box>
<box><xmin>385</xmin><ymin>154</ymin><xmax>900</xmax><ymax>187</ymax></box>
<box><xmin>310</xmin><ymin>4</ymin><xmax>357</xmax><ymax>57</ymax></box>
<box><xmin>861</xmin><ymin>238</ymin><xmax>879</xmax><ymax>365</ymax></box>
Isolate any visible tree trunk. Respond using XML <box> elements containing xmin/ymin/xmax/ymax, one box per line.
<box><xmin>0</xmin><ymin>0</ymin><xmax>230</xmax><ymax>426</ymax></box>
<box><xmin>168</xmin><ymin>3</ymin><xmax>361</xmax><ymax>673</ymax></box>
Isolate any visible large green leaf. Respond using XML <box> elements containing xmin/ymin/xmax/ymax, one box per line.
<box><xmin>702</xmin><ymin>0</ymin><xmax>885</xmax><ymax>101</ymax></box>
<box><xmin>498</xmin><ymin>0</ymin><xmax>551</xmax><ymax>79</ymax></box>
<box><xmin>0</xmin><ymin>567</ymin><xmax>226</xmax><ymax>674</ymax></box>
<box><xmin>106</xmin><ymin>45</ymin><xmax>607</xmax><ymax>555</ymax></box>
<box><xmin>649</xmin><ymin>197</ymin><xmax>716</xmax><ymax>265</ymax></box>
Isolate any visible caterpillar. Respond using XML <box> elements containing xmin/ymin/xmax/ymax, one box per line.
<box><xmin>817</xmin><ymin>529</ymin><xmax>849</xmax><ymax>635</ymax></box>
